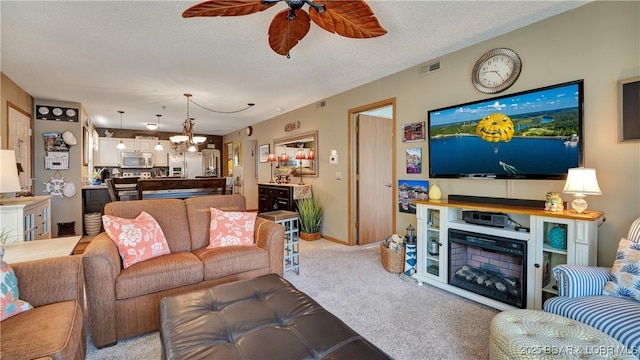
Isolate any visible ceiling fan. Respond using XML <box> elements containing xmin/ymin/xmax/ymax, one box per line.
<box><xmin>183</xmin><ymin>0</ymin><xmax>387</xmax><ymax>57</ymax></box>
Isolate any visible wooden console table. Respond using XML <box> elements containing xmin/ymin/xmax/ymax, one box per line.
<box><xmin>137</xmin><ymin>178</ymin><xmax>226</xmax><ymax>199</ymax></box>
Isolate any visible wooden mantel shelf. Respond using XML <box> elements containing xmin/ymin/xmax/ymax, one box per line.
<box><xmin>413</xmin><ymin>199</ymin><xmax>604</xmax><ymax>222</ymax></box>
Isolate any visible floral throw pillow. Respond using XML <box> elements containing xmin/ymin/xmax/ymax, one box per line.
<box><xmin>1</xmin><ymin>260</ymin><xmax>33</xmax><ymax>321</ymax></box>
<box><xmin>603</xmin><ymin>237</ymin><xmax>640</xmax><ymax>301</ymax></box>
<box><xmin>207</xmin><ymin>208</ymin><xmax>257</xmax><ymax>249</ymax></box>
<box><xmin>102</xmin><ymin>211</ymin><xmax>171</xmax><ymax>268</ymax></box>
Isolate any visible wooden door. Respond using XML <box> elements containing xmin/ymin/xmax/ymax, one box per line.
<box><xmin>357</xmin><ymin>114</ymin><xmax>393</xmax><ymax>244</ymax></box>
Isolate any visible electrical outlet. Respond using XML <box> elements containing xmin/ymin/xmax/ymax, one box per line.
<box><xmin>335</xmin><ymin>172</ymin><xmax>342</xmax><ymax>180</ymax></box>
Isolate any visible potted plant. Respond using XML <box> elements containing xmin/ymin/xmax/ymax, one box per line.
<box><xmin>297</xmin><ymin>198</ymin><xmax>323</xmax><ymax>241</ymax></box>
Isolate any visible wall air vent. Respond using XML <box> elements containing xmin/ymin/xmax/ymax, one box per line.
<box><xmin>418</xmin><ymin>60</ymin><xmax>440</xmax><ymax>77</ymax></box>
<box><xmin>317</xmin><ymin>100</ymin><xmax>326</xmax><ymax>108</ymax></box>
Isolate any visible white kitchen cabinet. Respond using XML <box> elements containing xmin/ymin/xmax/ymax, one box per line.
<box><xmin>95</xmin><ymin>138</ymin><xmax>166</xmax><ymax>167</ymax></box>
<box><xmin>135</xmin><ymin>139</ymin><xmax>156</xmax><ymax>152</ymax></box>
<box><xmin>0</xmin><ymin>196</ymin><xmax>52</xmax><ymax>241</ymax></box>
<box><xmin>153</xmin><ymin>140</ymin><xmax>172</xmax><ymax>166</ymax></box>
<box><xmin>414</xmin><ymin>199</ymin><xmax>603</xmax><ymax>311</ymax></box>
<box><xmin>94</xmin><ymin>138</ymin><xmax>121</xmax><ymax>167</ymax></box>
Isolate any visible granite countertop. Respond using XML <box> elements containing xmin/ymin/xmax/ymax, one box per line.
<box><xmin>82</xmin><ymin>184</ymin><xmax>107</xmax><ymax>190</ymax></box>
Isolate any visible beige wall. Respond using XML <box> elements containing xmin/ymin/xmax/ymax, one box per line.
<box><xmin>226</xmin><ymin>1</ymin><xmax>640</xmax><ymax>266</ymax></box>
<box><xmin>1</xmin><ymin>73</ymin><xmax>33</xmax><ymax>149</ymax></box>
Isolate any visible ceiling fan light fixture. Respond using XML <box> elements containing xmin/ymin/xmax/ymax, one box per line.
<box><xmin>183</xmin><ymin>0</ymin><xmax>386</xmax><ymax>57</ymax></box>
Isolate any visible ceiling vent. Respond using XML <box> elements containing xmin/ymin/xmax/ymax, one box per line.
<box><xmin>417</xmin><ymin>60</ymin><xmax>440</xmax><ymax>77</ymax></box>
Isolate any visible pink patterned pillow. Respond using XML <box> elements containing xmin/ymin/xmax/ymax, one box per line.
<box><xmin>1</xmin><ymin>260</ymin><xmax>33</xmax><ymax>321</ymax></box>
<box><xmin>102</xmin><ymin>211</ymin><xmax>171</xmax><ymax>268</ymax></box>
<box><xmin>207</xmin><ymin>208</ymin><xmax>257</xmax><ymax>249</ymax></box>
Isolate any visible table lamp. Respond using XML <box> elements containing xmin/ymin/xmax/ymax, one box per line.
<box><xmin>0</xmin><ymin>150</ymin><xmax>22</xmax><ymax>199</ymax></box>
<box><xmin>267</xmin><ymin>153</ymin><xmax>277</xmax><ymax>183</ymax></box>
<box><xmin>563</xmin><ymin>167</ymin><xmax>602</xmax><ymax>214</ymax></box>
<box><xmin>295</xmin><ymin>149</ymin><xmax>306</xmax><ymax>185</ymax></box>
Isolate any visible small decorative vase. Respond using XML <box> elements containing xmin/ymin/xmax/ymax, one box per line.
<box><xmin>92</xmin><ymin>179</ymin><xmax>101</xmax><ymax>185</ymax></box>
<box><xmin>428</xmin><ymin>183</ymin><xmax>442</xmax><ymax>200</ymax></box>
<box><xmin>548</xmin><ymin>225</ymin><xmax>567</xmax><ymax>249</ymax></box>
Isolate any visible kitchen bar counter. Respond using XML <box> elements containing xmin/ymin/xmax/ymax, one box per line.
<box><xmin>137</xmin><ymin>177</ymin><xmax>227</xmax><ymax>199</ymax></box>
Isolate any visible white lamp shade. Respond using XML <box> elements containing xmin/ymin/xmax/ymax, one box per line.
<box><xmin>0</xmin><ymin>150</ymin><xmax>22</xmax><ymax>193</ymax></box>
<box><xmin>146</xmin><ymin>123</ymin><xmax>158</xmax><ymax>130</ymax></box>
<box><xmin>563</xmin><ymin>167</ymin><xmax>602</xmax><ymax>195</ymax></box>
<box><xmin>116</xmin><ymin>140</ymin><xmax>126</xmax><ymax>150</ymax></box>
<box><xmin>192</xmin><ymin>136</ymin><xmax>207</xmax><ymax>144</ymax></box>
<box><xmin>154</xmin><ymin>142</ymin><xmax>164</xmax><ymax>151</ymax></box>
<box><xmin>170</xmin><ymin>135</ymin><xmax>189</xmax><ymax>143</ymax></box>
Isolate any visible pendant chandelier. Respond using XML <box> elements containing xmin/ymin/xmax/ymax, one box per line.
<box><xmin>153</xmin><ymin>114</ymin><xmax>163</xmax><ymax>151</ymax></box>
<box><xmin>169</xmin><ymin>93</ymin><xmax>207</xmax><ymax>151</ymax></box>
<box><xmin>116</xmin><ymin>111</ymin><xmax>126</xmax><ymax>150</ymax></box>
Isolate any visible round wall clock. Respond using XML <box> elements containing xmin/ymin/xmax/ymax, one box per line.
<box><xmin>472</xmin><ymin>48</ymin><xmax>522</xmax><ymax>94</ymax></box>
<box><xmin>245</xmin><ymin>126</ymin><xmax>253</xmax><ymax>136</ymax></box>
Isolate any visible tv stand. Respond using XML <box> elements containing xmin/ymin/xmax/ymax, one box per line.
<box><xmin>413</xmin><ymin>198</ymin><xmax>604</xmax><ymax>311</ymax></box>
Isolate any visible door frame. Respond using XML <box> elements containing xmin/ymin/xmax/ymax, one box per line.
<box><xmin>347</xmin><ymin>98</ymin><xmax>396</xmax><ymax>245</ymax></box>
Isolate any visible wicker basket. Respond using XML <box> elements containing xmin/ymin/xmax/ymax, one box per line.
<box><xmin>380</xmin><ymin>242</ymin><xmax>405</xmax><ymax>273</ymax></box>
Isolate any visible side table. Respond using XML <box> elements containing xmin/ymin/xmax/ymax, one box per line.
<box><xmin>2</xmin><ymin>236</ymin><xmax>82</xmax><ymax>263</ymax></box>
<box><xmin>259</xmin><ymin>210</ymin><xmax>300</xmax><ymax>274</ymax></box>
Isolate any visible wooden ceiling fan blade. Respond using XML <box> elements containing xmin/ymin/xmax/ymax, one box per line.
<box><xmin>268</xmin><ymin>9</ymin><xmax>311</xmax><ymax>56</ymax></box>
<box><xmin>309</xmin><ymin>0</ymin><xmax>387</xmax><ymax>38</ymax></box>
<box><xmin>182</xmin><ymin>0</ymin><xmax>276</xmax><ymax>18</ymax></box>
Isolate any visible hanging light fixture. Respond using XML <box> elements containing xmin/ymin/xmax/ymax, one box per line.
<box><xmin>146</xmin><ymin>123</ymin><xmax>158</xmax><ymax>130</ymax></box>
<box><xmin>170</xmin><ymin>93</ymin><xmax>207</xmax><ymax>149</ymax></box>
<box><xmin>116</xmin><ymin>111</ymin><xmax>126</xmax><ymax>150</ymax></box>
<box><xmin>295</xmin><ymin>148</ymin><xmax>306</xmax><ymax>185</ymax></box>
<box><xmin>154</xmin><ymin>114</ymin><xmax>164</xmax><ymax>151</ymax></box>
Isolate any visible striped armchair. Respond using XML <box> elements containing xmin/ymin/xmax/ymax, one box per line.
<box><xmin>543</xmin><ymin>217</ymin><xmax>640</xmax><ymax>358</ymax></box>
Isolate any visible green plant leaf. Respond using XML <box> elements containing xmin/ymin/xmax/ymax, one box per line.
<box><xmin>297</xmin><ymin>198</ymin><xmax>323</xmax><ymax>233</ymax></box>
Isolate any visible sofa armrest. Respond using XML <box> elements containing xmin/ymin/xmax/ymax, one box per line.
<box><xmin>81</xmin><ymin>232</ymin><xmax>122</xmax><ymax>348</ymax></box>
<box><xmin>12</xmin><ymin>255</ymin><xmax>84</xmax><ymax>308</ymax></box>
<box><xmin>254</xmin><ymin>217</ymin><xmax>285</xmax><ymax>276</ymax></box>
<box><xmin>553</xmin><ymin>264</ymin><xmax>612</xmax><ymax>297</ymax></box>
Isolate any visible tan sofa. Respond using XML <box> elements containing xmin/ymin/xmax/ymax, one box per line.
<box><xmin>0</xmin><ymin>256</ymin><xmax>86</xmax><ymax>360</ymax></box>
<box><xmin>82</xmin><ymin>194</ymin><xmax>285</xmax><ymax>348</ymax></box>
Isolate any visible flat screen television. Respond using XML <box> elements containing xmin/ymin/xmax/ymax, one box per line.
<box><xmin>427</xmin><ymin>79</ymin><xmax>584</xmax><ymax>180</ymax></box>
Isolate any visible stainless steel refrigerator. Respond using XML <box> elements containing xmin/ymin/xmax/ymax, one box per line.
<box><xmin>168</xmin><ymin>151</ymin><xmax>203</xmax><ymax>179</ymax></box>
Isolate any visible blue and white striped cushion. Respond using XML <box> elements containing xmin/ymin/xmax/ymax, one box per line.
<box><xmin>629</xmin><ymin>217</ymin><xmax>640</xmax><ymax>243</ymax></box>
<box><xmin>553</xmin><ymin>264</ymin><xmax>612</xmax><ymax>297</ymax></box>
<box><xmin>544</xmin><ymin>295</ymin><xmax>640</xmax><ymax>358</ymax></box>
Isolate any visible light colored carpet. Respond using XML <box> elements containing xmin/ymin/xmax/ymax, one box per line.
<box><xmin>86</xmin><ymin>239</ymin><xmax>498</xmax><ymax>359</ymax></box>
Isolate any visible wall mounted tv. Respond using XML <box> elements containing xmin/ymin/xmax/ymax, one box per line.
<box><xmin>427</xmin><ymin>79</ymin><xmax>584</xmax><ymax>180</ymax></box>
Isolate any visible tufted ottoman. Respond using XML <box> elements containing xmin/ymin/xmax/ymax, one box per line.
<box><xmin>159</xmin><ymin>273</ymin><xmax>391</xmax><ymax>360</ymax></box>
<box><xmin>490</xmin><ymin>310</ymin><xmax>636</xmax><ymax>359</ymax></box>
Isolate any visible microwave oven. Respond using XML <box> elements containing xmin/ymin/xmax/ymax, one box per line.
<box><xmin>121</xmin><ymin>152</ymin><xmax>153</xmax><ymax>168</ymax></box>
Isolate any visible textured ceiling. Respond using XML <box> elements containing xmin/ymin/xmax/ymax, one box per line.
<box><xmin>1</xmin><ymin>1</ymin><xmax>587</xmax><ymax>135</ymax></box>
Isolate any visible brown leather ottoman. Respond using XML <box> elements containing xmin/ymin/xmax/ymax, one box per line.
<box><xmin>159</xmin><ymin>274</ymin><xmax>391</xmax><ymax>360</ymax></box>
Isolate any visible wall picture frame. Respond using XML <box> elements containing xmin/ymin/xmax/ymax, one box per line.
<box><xmin>618</xmin><ymin>77</ymin><xmax>640</xmax><ymax>142</ymax></box>
<box><xmin>406</xmin><ymin>147</ymin><xmax>422</xmax><ymax>174</ymax></box>
<box><xmin>398</xmin><ymin>179</ymin><xmax>429</xmax><ymax>214</ymax></box>
<box><xmin>259</xmin><ymin>144</ymin><xmax>270</xmax><ymax>163</ymax></box>
<box><xmin>402</xmin><ymin>121</ymin><xmax>426</xmax><ymax>142</ymax></box>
